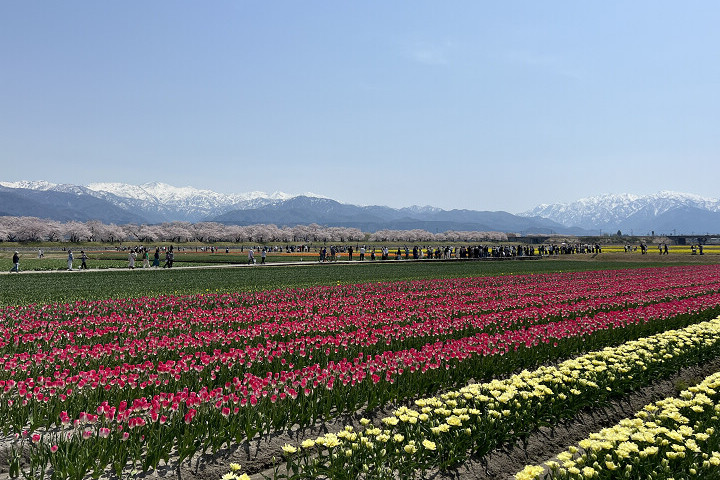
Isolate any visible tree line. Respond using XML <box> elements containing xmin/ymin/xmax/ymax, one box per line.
<box><xmin>0</xmin><ymin>216</ymin><xmax>509</xmax><ymax>244</ymax></box>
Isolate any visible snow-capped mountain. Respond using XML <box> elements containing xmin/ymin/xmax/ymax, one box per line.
<box><xmin>398</xmin><ymin>205</ymin><xmax>444</xmax><ymax>215</ymax></box>
<box><xmin>86</xmin><ymin>182</ymin><xmax>297</xmax><ymax>206</ymax></box>
<box><xmin>4</xmin><ymin>181</ymin><xmax>717</xmax><ymax>234</ymax></box>
<box><xmin>0</xmin><ymin>180</ymin><xmax>579</xmax><ymax>233</ymax></box>
<box><xmin>85</xmin><ymin>182</ymin><xmax>303</xmax><ymax>222</ymax></box>
<box><xmin>0</xmin><ymin>181</ymin><xmax>326</xmax><ymax>223</ymax></box>
<box><xmin>521</xmin><ymin>191</ymin><xmax>720</xmax><ymax>234</ymax></box>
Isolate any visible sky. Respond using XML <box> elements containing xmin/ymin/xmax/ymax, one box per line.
<box><xmin>1</xmin><ymin>1</ymin><xmax>719</xmax><ymax>213</ymax></box>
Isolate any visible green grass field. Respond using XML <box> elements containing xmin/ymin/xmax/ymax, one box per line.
<box><xmin>2</xmin><ymin>251</ymin><xmax>718</xmax><ymax>306</ymax></box>
<box><xmin>7</xmin><ymin>244</ymin><xmax>719</xmax><ymax>272</ymax></box>
<box><xmin>2</xmin><ymin>249</ymin><xmax>312</xmax><ymax>271</ymax></box>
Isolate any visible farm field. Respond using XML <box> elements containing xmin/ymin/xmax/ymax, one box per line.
<box><xmin>4</xmin><ymin>243</ymin><xmax>720</xmax><ymax>274</ymax></box>
<box><xmin>1</xmin><ymin>257</ymin><xmax>720</xmax><ymax>479</ymax></box>
<box><xmin>2</xmin><ymin>249</ymin><xmax>719</xmax><ymax>306</ymax></box>
<box><xmin>2</xmin><ymin>248</ymin><xmax>317</xmax><ymax>272</ymax></box>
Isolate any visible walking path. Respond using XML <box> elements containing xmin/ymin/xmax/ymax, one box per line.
<box><xmin>1</xmin><ymin>256</ymin><xmax>540</xmax><ymax>275</ymax></box>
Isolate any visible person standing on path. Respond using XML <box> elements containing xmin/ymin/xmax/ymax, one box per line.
<box><xmin>67</xmin><ymin>250</ymin><xmax>74</xmax><ymax>270</ymax></box>
<box><xmin>10</xmin><ymin>251</ymin><xmax>19</xmax><ymax>273</ymax></box>
<box><xmin>142</xmin><ymin>249</ymin><xmax>150</xmax><ymax>268</ymax></box>
<box><xmin>80</xmin><ymin>250</ymin><xmax>88</xmax><ymax>269</ymax></box>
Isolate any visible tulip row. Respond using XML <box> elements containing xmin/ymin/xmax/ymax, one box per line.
<box><xmin>2</xmin><ymin>267</ymin><xmax>718</xmax><ymax>393</ymax></box>
<box><xmin>275</xmin><ymin>315</ymin><xmax>720</xmax><ymax>479</ymax></box>
<box><xmin>3</xmin><ymin>282</ymin><xmax>718</xmax><ymax>454</ymax></box>
<box><xmin>515</xmin><ymin>370</ymin><xmax>720</xmax><ymax>479</ymax></box>
<box><xmin>3</xmin><ymin>267</ymin><xmax>720</xmax><ymax>441</ymax></box>
<box><xmin>3</xmin><ymin>266</ymin><xmax>720</xmax><ymax>478</ymax></box>
<box><xmin>3</xmin><ymin>266</ymin><xmax>719</xmax><ymax>357</ymax></box>
<box><xmin>3</xmin><ymin>275</ymin><xmax>716</xmax><ymax>389</ymax></box>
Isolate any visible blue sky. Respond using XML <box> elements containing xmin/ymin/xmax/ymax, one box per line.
<box><xmin>1</xmin><ymin>1</ymin><xmax>718</xmax><ymax>213</ymax></box>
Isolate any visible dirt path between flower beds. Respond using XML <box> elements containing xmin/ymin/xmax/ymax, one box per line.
<box><xmin>424</xmin><ymin>358</ymin><xmax>720</xmax><ymax>480</ymax></box>
<box><xmin>81</xmin><ymin>356</ymin><xmax>719</xmax><ymax>480</ymax></box>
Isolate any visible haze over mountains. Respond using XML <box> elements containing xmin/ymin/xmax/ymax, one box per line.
<box><xmin>1</xmin><ymin>181</ymin><xmax>718</xmax><ymax>235</ymax></box>
<box><xmin>520</xmin><ymin>192</ymin><xmax>720</xmax><ymax>236</ymax></box>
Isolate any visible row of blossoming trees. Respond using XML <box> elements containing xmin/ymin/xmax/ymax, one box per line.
<box><xmin>0</xmin><ymin>216</ymin><xmax>509</xmax><ymax>244</ymax></box>
<box><xmin>3</xmin><ymin>264</ymin><xmax>720</xmax><ymax>478</ymax></box>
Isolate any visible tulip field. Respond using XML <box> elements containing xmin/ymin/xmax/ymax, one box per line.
<box><xmin>283</xmin><ymin>314</ymin><xmax>720</xmax><ymax>480</ymax></box>
<box><xmin>2</xmin><ymin>263</ymin><xmax>720</xmax><ymax>479</ymax></box>
<box><xmin>516</xmin><ymin>364</ymin><xmax>720</xmax><ymax>479</ymax></box>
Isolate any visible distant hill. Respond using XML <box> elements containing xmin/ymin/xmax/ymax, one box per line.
<box><xmin>6</xmin><ymin>181</ymin><xmax>717</xmax><ymax>235</ymax></box>
<box><xmin>0</xmin><ymin>181</ymin><xmax>581</xmax><ymax>233</ymax></box>
<box><xmin>0</xmin><ymin>185</ymin><xmax>147</xmax><ymax>223</ymax></box>
<box><xmin>520</xmin><ymin>191</ymin><xmax>720</xmax><ymax>235</ymax></box>
<box><xmin>211</xmin><ymin>196</ymin><xmax>580</xmax><ymax>234</ymax></box>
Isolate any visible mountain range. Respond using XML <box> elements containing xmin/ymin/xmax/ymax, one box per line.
<box><xmin>520</xmin><ymin>192</ymin><xmax>720</xmax><ymax>236</ymax></box>
<box><xmin>0</xmin><ymin>181</ymin><xmax>718</xmax><ymax>235</ymax></box>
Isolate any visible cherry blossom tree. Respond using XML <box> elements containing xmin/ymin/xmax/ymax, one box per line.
<box><xmin>0</xmin><ymin>217</ymin><xmax>18</xmax><ymax>242</ymax></box>
<box><xmin>63</xmin><ymin>221</ymin><xmax>93</xmax><ymax>243</ymax></box>
<box><xmin>225</xmin><ymin>225</ymin><xmax>249</xmax><ymax>242</ymax></box>
<box><xmin>4</xmin><ymin>217</ymin><xmax>53</xmax><ymax>242</ymax></box>
<box><xmin>160</xmin><ymin>222</ymin><xmax>193</xmax><ymax>242</ymax></box>
<box><xmin>0</xmin><ymin>215</ymin><xmax>512</xmax><ymax>246</ymax></box>
<box><xmin>291</xmin><ymin>225</ymin><xmax>311</xmax><ymax>242</ymax></box>
<box><xmin>192</xmin><ymin>222</ymin><xmax>226</xmax><ymax>242</ymax></box>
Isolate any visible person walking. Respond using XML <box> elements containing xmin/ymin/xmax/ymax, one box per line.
<box><xmin>248</xmin><ymin>248</ymin><xmax>255</xmax><ymax>264</ymax></box>
<box><xmin>142</xmin><ymin>249</ymin><xmax>150</xmax><ymax>268</ymax></box>
<box><xmin>80</xmin><ymin>250</ymin><xmax>88</xmax><ymax>269</ymax></box>
<box><xmin>67</xmin><ymin>250</ymin><xmax>74</xmax><ymax>270</ymax></box>
<box><xmin>10</xmin><ymin>251</ymin><xmax>19</xmax><ymax>273</ymax></box>
<box><xmin>152</xmin><ymin>248</ymin><xmax>160</xmax><ymax>267</ymax></box>
<box><xmin>128</xmin><ymin>250</ymin><xmax>136</xmax><ymax>269</ymax></box>
<box><xmin>261</xmin><ymin>248</ymin><xmax>266</xmax><ymax>264</ymax></box>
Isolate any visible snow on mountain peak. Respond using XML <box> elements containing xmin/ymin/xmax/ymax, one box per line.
<box><xmin>5</xmin><ymin>181</ymin><xmax>719</xmax><ymax>233</ymax></box>
<box><xmin>520</xmin><ymin>191</ymin><xmax>720</xmax><ymax>230</ymax></box>
<box><xmin>1</xmin><ymin>180</ymin><xmax>59</xmax><ymax>191</ymax></box>
<box><xmin>0</xmin><ymin>180</ymin><xmax>329</xmax><ymax>222</ymax></box>
<box><xmin>85</xmin><ymin>182</ymin><xmax>301</xmax><ymax>204</ymax></box>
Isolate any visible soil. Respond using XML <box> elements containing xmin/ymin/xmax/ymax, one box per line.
<box><xmin>80</xmin><ymin>357</ymin><xmax>720</xmax><ymax>480</ymax></box>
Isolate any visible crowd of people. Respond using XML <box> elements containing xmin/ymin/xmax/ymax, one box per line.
<box><xmin>313</xmin><ymin>244</ymin><xmax>545</xmax><ymax>261</ymax></box>
<box><xmin>312</xmin><ymin>243</ymin><xmax>610</xmax><ymax>261</ymax></box>
<box><xmin>5</xmin><ymin>240</ymin><xmax>713</xmax><ymax>272</ymax></box>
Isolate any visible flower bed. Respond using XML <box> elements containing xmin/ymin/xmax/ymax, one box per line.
<box><xmin>2</xmin><ymin>265</ymin><xmax>720</xmax><ymax>478</ymax></box>
<box><xmin>516</xmin><ymin>369</ymin><xmax>720</xmax><ymax>479</ymax></box>
<box><xmin>276</xmin><ymin>315</ymin><xmax>720</xmax><ymax>479</ymax></box>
